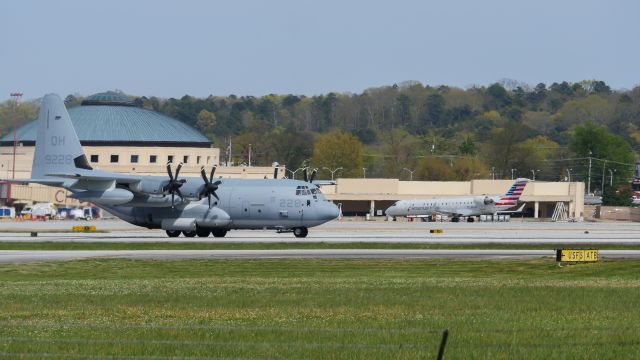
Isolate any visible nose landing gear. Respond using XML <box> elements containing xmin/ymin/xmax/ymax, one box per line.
<box><xmin>293</xmin><ymin>227</ymin><xmax>308</xmax><ymax>238</ymax></box>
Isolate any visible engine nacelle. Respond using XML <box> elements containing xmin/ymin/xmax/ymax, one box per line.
<box><xmin>129</xmin><ymin>179</ymin><xmax>165</xmax><ymax>195</ymax></box>
<box><xmin>474</xmin><ymin>196</ymin><xmax>494</xmax><ymax>206</ymax></box>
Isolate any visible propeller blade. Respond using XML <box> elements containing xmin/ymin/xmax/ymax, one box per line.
<box><xmin>309</xmin><ymin>168</ymin><xmax>318</xmax><ymax>183</ymax></box>
<box><xmin>200</xmin><ymin>166</ymin><xmax>208</xmax><ymax>184</ymax></box>
<box><xmin>175</xmin><ymin>162</ymin><xmax>183</xmax><ymax>179</ymax></box>
<box><xmin>212</xmin><ymin>191</ymin><xmax>219</xmax><ymax>200</ymax></box>
<box><xmin>210</xmin><ymin>165</ymin><xmax>217</xmax><ymax>182</ymax></box>
<box><xmin>167</xmin><ymin>162</ymin><xmax>174</xmax><ymax>181</ymax></box>
<box><xmin>171</xmin><ymin>192</ymin><xmax>175</xmax><ymax>208</ymax></box>
<box><xmin>207</xmin><ymin>193</ymin><xmax>211</xmax><ymax>208</ymax></box>
<box><xmin>303</xmin><ymin>167</ymin><xmax>308</xmax><ymax>182</ymax></box>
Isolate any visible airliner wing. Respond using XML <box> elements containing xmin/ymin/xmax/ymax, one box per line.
<box><xmin>497</xmin><ymin>203</ymin><xmax>526</xmax><ymax>213</ymax></box>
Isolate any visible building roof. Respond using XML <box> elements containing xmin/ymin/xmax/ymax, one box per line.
<box><xmin>1</xmin><ymin>92</ymin><xmax>211</xmax><ymax>147</ymax></box>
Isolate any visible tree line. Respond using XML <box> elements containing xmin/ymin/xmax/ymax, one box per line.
<box><xmin>1</xmin><ymin>80</ymin><xmax>639</xmax><ymax>200</ymax></box>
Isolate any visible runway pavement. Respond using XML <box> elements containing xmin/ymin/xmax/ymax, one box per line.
<box><xmin>1</xmin><ymin>219</ymin><xmax>640</xmax><ymax>243</ymax></box>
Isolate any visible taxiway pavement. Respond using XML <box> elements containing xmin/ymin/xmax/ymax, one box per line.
<box><xmin>1</xmin><ymin>219</ymin><xmax>640</xmax><ymax>263</ymax></box>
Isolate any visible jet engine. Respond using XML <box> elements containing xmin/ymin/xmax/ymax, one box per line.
<box><xmin>474</xmin><ymin>196</ymin><xmax>494</xmax><ymax>206</ymax></box>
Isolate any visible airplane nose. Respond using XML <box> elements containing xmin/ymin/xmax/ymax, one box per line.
<box><xmin>321</xmin><ymin>203</ymin><xmax>340</xmax><ymax>220</ymax></box>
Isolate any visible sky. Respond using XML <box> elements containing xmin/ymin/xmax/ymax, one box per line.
<box><xmin>1</xmin><ymin>0</ymin><xmax>639</xmax><ymax>101</ymax></box>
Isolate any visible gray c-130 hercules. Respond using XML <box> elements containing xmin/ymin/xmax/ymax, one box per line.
<box><xmin>9</xmin><ymin>94</ymin><xmax>339</xmax><ymax>238</ymax></box>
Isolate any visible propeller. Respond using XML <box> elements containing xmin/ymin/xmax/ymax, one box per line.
<box><xmin>309</xmin><ymin>168</ymin><xmax>318</xmax><ymax>183</ymax></box>
<box><xmin>199</xmin><ymin>165</ymin><xmax>222</xmax><ymax>208</ymax></box>
<box><xmin>162</xmin><ymin>162</ymin><xmax>186</xmax><ymax>208</ymax></box>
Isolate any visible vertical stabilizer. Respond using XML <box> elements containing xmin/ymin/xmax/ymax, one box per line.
<box><xmin>32</xmin><ymin>94</ymin><xmax>91</xmax><ymax>179</ymax></box>
<box><xmin>496</xmin><ymin>178</ymin><xmax>529</xmax><ymax>207</ymax></box>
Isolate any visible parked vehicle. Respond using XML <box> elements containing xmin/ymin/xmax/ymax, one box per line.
<box><xmin>0</xmin><ymin>206</ymin><xmax>15</xmax><ymax>219</ymax></box>
<box><xmin>21</xmin><ymin>203</ymin><xmax>57</xmax><ymax>220</ymax></box>
<box><xmin>70</xmin><ymin>207</ymin><xmax>98</xmax><ymax>220</ymax></box>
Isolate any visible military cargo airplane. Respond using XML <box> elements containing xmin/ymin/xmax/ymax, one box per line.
<box><xmin>385</xmin><ymin>178</ymin><xmax>529</xmax><ymax>222</ymax></box>
<box><xmin>8</xmin><ymin>94</ymin><xmax>339</xmax><ymax>237</ymax></box>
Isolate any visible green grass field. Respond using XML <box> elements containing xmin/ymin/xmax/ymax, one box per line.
<box><xmin>1</xmin><ymin>258</ymin><xmax>639</xmax><ymax>359</ymax></box>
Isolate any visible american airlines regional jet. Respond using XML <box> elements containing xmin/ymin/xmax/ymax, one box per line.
<box><xmin>385</xmin><ymin>178</ymin><xmax>529</xmax><ymax>222</ymax></box>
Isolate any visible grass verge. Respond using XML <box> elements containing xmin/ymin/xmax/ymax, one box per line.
<box><xmin>1</xmin><ymin>258</ymin><xmax>639</xmax><ymax>359</ymax></box>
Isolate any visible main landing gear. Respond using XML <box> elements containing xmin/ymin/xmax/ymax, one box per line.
<box><xmin>166</xmin><ymin>230</ymin><xmax>181</xmax><ymax>237</ymax></box>
<box><xmin>165</xmin><ymin>228</ymin><xmax>227</xmax><ymax>238</ymax></box>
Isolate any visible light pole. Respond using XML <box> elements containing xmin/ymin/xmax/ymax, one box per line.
<box><xmin>285</xmin><ymin>167</ymin><xmax>303</xmax><ymax>180</ymax></box>
<box><xmin>566</xmin><ymin>168</ymin><xmax>572</xmax><ymax>182</ymax></box>
<box><xmin>10</xmin><ymin>92</ymin><xmax>22</xmax><ymax>179</ymax></box>
<box><xmin>323</xmin><ymin>166</ymin><xmax>343</xmax><ymax>181</ymax></box>
<box><xmin>511</xmin><ymin>168</ymin><xmax>517</xmax><ymax>180</ymax></box>
<box><xmin>362</xmin><ymin>167</ymin><xmax>367</xmax><ymax>178</ymax></box>
<box><xmin>491</xmin><ymin>167</ymin><xmax>495</xmax><ymax>180</ymax></box>
<box><xmin>609</xmin><ymin>168</ymin><xmax>616</xmax><ymax>187</ymax></box>
<box><xmin>530</xmin><ymin>169</ymin><xmax>539</xmax><ymax>181</ymax></box>
<box><xmin>402</xmin><ymin>168</ymin><xmax>416</xmax><ymax>181</ymax></box>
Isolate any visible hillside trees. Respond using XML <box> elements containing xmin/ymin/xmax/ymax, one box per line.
<box><xmin>311</xmin><ymin>129</ymin><xmax>364</xmax><ymax>178</ymax></box>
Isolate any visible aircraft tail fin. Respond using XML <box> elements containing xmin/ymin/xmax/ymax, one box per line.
<box><xmin>31</xmin><ymin>94</ymin><xmax>91</xmax><ymax>179</ymax></box>
<box><xmin>496</xmin><ymin>178</ymin><xmax>529</xmax><ymax>207</ymax></box>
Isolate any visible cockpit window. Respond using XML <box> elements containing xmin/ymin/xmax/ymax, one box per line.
<box><xmin>296</xmin><ymin>185</ymin><xmax>316</xmax><ymax>196</ymax></box>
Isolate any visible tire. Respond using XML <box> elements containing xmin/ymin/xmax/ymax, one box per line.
<box><xmin>166</xmin><ymin>230</ymin><xmax>181</xmax><ymax>237</ymax></box>
<box><xmin>293</xmin><ymin>227</ymin><xmax>308</xmax><ymax>238</ymax></box>
<box><xmin>212</xmin><ymin>228</ymin><xmax>227</xmax><ymax>238</ymax></box>
<box><xmin>196</xmin><ymin>228</ymin><xmax>211</xmax><ymax>237</ymax></box>
<box><xmin>451</xmin><ymin>217</ymin><xmax>460</xmax><ymax>223</ymax></box>
<box><xmin>183</xmin><ymin>230</ymin><xmax>197</xmax><ymax>237</ymax></box>
<box><xmin>467</xmin><ymin>217</ymin><xmax>475</xmax><ymax>223</ymax></box>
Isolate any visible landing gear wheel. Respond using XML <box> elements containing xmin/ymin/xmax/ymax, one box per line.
<box><xmin>293</xmin><ymin>227</ymin><xmax>308</xmax><ymax>238</ymax></box>
<box><xmin>467</xmin><ymin>217</ymin><xmax>475</xmax><ymax>223</ymax></box>
<box><xmin>196</xmin><ymin>228</ymin><xmax>211</xmax><ymax>237</ymax></box>
<box><xmin>451</xmin><ymin>217</ymin><xmax>460</xmax><ymax>223</ymax></box>
<box><xmin>183</xmin><ymin>230</ymin><xmax>197</xmax><ymax>237</ymax></box>
<box><xmin>212</xmin><ymin>228</ymin><xmax>228</xmax><ymax>238</ymax></box>
<box><xmin>166</xmin><ymin>230</ymin><xmax>181</xmax><ymax>237</ymax></box>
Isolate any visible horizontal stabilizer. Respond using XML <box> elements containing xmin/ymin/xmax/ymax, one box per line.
<box><xmin>0</xmin><ymin>178</ymin><xmax>65</xmax><ymax>186</ymax></box>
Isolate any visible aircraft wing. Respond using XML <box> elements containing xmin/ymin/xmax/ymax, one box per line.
<box><xmin>497</xmin><ymin>203</ymin><xmax>526</xmax><ymax>213</ymax></box>
<box><xmin>45</xmin><ymin>172</ymin><xmax>142</xmax><ymax>184</ymax></box>
<box><xmin>312</xmin><ymin>180</ymin><xmax>337</xmax><ymax>186</ymax></box>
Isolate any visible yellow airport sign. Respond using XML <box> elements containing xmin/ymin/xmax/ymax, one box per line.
<box><xmin>556</xmin><ymin>249</ymin><xmax>598</xmax><ymax>263</ymax></box>
<box><xmin>72</xmin><ymin>225</ymin><xmax>97</xmax><ymax>232</ymax></box>
<box><xmin>430</xmin><ymin>229</ymin><xmax>444</xmax><ymax>234</ymax></box>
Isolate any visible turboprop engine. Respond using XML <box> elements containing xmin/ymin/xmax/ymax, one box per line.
<box><xmin>474</xmin><ymin>196</ymin><xmax>495</xmax><ymax>206</ymax></box>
